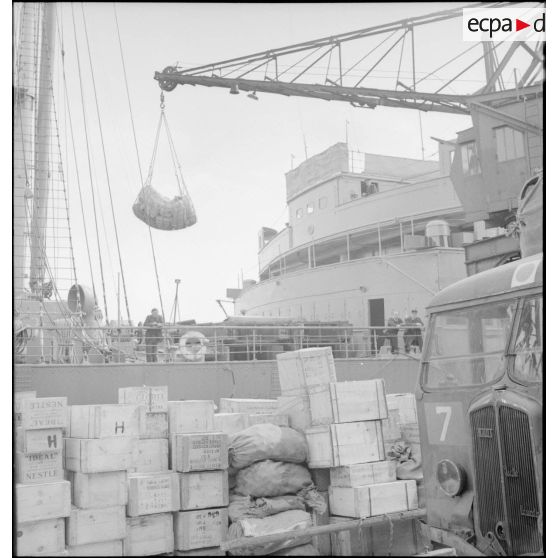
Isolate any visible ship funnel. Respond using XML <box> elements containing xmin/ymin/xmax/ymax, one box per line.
<box><xmin>425</xmin><ymin>219</ymin><xmax>450</xmax><ymax>247</ymax></box>
<box><xmin>68</xmin><ymin>284</ymin><xmax>96</xmax><ymax>315</ymax></box>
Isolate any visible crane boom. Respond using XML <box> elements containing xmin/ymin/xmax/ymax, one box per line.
<box><xmin>154</xmin><ymin>2</ymin><xmax>543</xmax><ymax>115</ymax></box>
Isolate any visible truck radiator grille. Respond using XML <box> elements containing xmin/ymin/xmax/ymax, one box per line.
<box><xmin>470</xmin><ymin>404</ymin><xmax>541</xmax><ymax>556</ymax></box>
<box><xmin>499</xmin><ymin>406</ymin><xmax>541</xmax><ymax>555</ymax></box>
<box><xmin>470</xmin><ymin>405</ymin><xmax>508</xmax><ymax>554</ymax></box>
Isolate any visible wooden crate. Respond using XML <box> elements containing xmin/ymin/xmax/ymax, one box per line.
<box><xmin>219</xmin><ymin>398</ymin><xmax>278</xmax><ymax>415</ymax></box>
<box><xmin>401</xmin><ymin>423</ymin><xmax>422</xmax><ymax>461</ymax></box>
<box><xmin>179</xmin><ymin>470</ymin><xmax>229</xmax><ymax>510</ymax></box>
<box><xmin>386</xmin><ymin>393</ymin><xmax>418</xmax><ymax>425</ymax></box>
<box><xmin>168</xmin><ymin>401</ymin><xmax>215</xmax><ymax>434</ymax></box>
<box><xmin>14</xmin><ymin>391</ymin><xmax>37</xmax><ymax>428</ymax></box>
<box><xmin>69</xmin><ymin>405</ymin><xmax>144</xmax><ymax>438</ymax></box>
<box><xmin>276</xmin><ymin>347</ymin><xmax>337</xmax><ymax>395</ymax></box>
<box><xmin>328</xmin><ymin>480</ymin><xmax>418</xmax><ymax>519</ymax></box>
<box><xmin>171</xmin><ymin>432</ymin><xmax>228</xmax><ymax>472</ymax></box>
<box><xmin>213</xmin><ymin>412</ymin><xmax>250</xmax><ymax>436</ymax></box>
<box><xmin>248</xmin><ymin>413</ymin><xmax>289</xmax><ymax>427</ymax></box>
<box><xmin>124</xmin><ymin>513</ymin><xmax>173</xmax><ymax>556</ymax></box>
<box><xmin>64</xmin><ymin>438</ymin><xmax>134</xmax><ymax>473</ymax></box>
<box><xmin>67</xmin><ymin>540</ymin><xmax>123</xmax><ymax>556</ymax></box>
<box><xmin>127</xmin><ymin>472</ymin><xmax>180</xmax><ymax>516</ymax></box>
<box><xmin>118</xmin><ymin>386</ymin><xmax>168</xmax><ymax>413</ymax></box>
<box><xmin>20</xmin><ymin>397</ymin><xmax>68</xmax><ymax>430</ymax></box>
<box><xmin>130</xmin><ymin>438</ymin><xmax>169</xmax><ymax>473</ymax></box>
<box><xmin>16</xmin><ymin>480</ymin><xmax>71</xmax><ymax>523</ymax></box>
<box><xmin>16</xmin><ymin>427</ymin><xmax>64</xmax><ymax>453</ymax></box>
<box><xmin>305</xmin><ymin>421</ymin><xmax>385</xmax><ymax>468</ymax></box>
<box><xmin>16</xmin><ymin>450</ymin><xmax>63</xmax><ymax>484</ymax></box>
<box><xmin>70</xmin><ymin>471</ymin><xmax>127</xmax><ymax>509</ymax></box>
<box><xmin>308</xmin><ymin>380</ymin><xmax>388</xmax><ymax>426</ymax></box>
<box><xmin>277</xmin><ymin>395</ymin><xmax>312</xmax><ymax>431</ymax></box>
<box><xmin>15</xmin><ymin>518</ymin><xmax>65</xmax><ymax>556</ymax></box>
<box><xmin>66</xmin><ymin>505</ymin><xmax>126</xmax><ymax>546</ymax></box>
<box><xmin>173</xmin><ymin>508</ymin><xmax>228</xmax><ymax>551</ymax></box>
<box><xmin>330</xmin><ymin>461</ymin><xmax>397</xmax><ymax>488</ymax></box>
<box><xmin>141</xmin><ymin>412</ymin><xmax>168</xmax><ymax>439</ymax></box>
<box><xmin>382</xmin><ymin>408</ymin><xmax>403</xmax><ymax>458</ymax></box>
<box><xmin>329</xmin><ymin>515</ymin><xmax>423</xmax><ymax>556</ymax></box>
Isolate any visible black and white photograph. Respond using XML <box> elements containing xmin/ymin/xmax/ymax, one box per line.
<box><xmin>12</xmin><ymin>2</ymin><xmax>546</xmax><ymax>556</ymax></box>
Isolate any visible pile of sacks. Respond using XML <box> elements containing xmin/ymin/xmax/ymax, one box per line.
<box><xmin>227</xmin><ymin>424</ymin><xmax>326</xmax><ymax>556</ymax></box>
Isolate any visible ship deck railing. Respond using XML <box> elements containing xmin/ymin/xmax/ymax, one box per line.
<box><xmin>14</xmin><ymin>323</ymin><xmax>425</xmax><ymax>365</ymax></box>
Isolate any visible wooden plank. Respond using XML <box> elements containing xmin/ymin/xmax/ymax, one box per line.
<box><xmin>277</xmin><ymin>395</ymin><xmax>312</xmax><ymax>431</ymax></box>
<box><xmin>70</xmin><ymin>471</ymin><xmax>127</xmax><ymax>509</ymax></box>
<box><xmin>179</xmin><ymin>470</ymin><xmax>229</xmax><ymax>511</ymax></box>
<box><xmin>118</xmin><ymin>386</ymin><xmax>168</xmax><ymax>413</ymax></box>
<box><xmin>16</xmin><ymin>480</ymin><xmax>71</xmax><ymax>523</ymax></box>
<box><xmin>168</xmin><ymin>401</ymin><xmax>215</xmax><ymax>434</ymax></box>
<box><xmin>15</xmin><ymin>518</ymin><xmax>65</xmax><ymax>556</ymax></box>
<box><xmin>140</xmin><ymin>412</ymin><xmax>168</xmax><ymax>439</ymax></box>
<box><xmin>16</xmin><ymin>427</ymin><xmax>64</xmax><ymax>453</ymax></box>
<box><xmin>311</xmin><ymin>491</ymin><xmax>331</xmax><ymax>556</ymax></box>
<box><xmin>127</xmin><ymin>472</ymin><xmax>180</xmax><ymax>517</ymax></box>
<box><xmin>172</xmin><ymin>432</ymin><xmax>228</xmax><ymax>472</ymax></box>
<box><xmin>174</xmin><ymin>508</ymin><xmax>228</xmax><ymax>551</ymax></box>
<box><xmin>124</xmin><ymin>513</ymin><xmax>173</xmax><ymax>556</ymax></box>
<box><xmin>69</xmin><ymin>405</ymin><xmax>144</xmax><ymax>438</ymax></box>
<box><xmin>64</xmin><ymin>438</ymin><xmax>134</xmax><ymax>473</ymax></box>
<box><xmin>219</xmin><ymin>398</ymin><xmax>278</xmax><ymax>415</ymax></box>
<box><xmin>330</xmin><ymin>461</ymin><xmax>396</xmax><ymax>487</ymax></box>
<box><xmin>20</xmin><ymin>397</ymin><xmax>68</xmax><ymax>430</ymax></box>
<box><xmin>174</xmin><ymin>548</ymin><xmax>225</xmax><ymax>556</ymax></box>
<box><xmin>130</xmin><ymin>439</ymin><xmax>169</xmax><ymax>473</ymax></box>
<box><xmin>276</xmin><ymin>347</ymin><xmax>337</xmax><ymax>395</ymax></box>
<box><xmin>66</xmin><ymin>505</ymin><xmax>126</xmax><ymax>546</ymax></box>
<box><xmin>220</xmin><ymin>509</ymin><xmax>426</xmax><ymax>552</ymax></box>
<box><xmin>16</xmin><ymin>450</ymin><xmax>63</xmax><ymax>484</ymax></box>
<box><xmin>248</xmin><ymin>413</ymin><xmax>289</xmax><ymax>427</ymax></box>
<box><xmin>67</xmin><ymin>540</ymin><xmax>123</xmax><ymax>556</ymax></box>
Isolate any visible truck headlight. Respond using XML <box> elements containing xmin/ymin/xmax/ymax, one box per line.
<box><xmin>436</xmin><ymin>459</ymin><xmax>466</xmax><ymax>497</ymax></box>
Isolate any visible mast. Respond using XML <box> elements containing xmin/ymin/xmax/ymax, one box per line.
<box><xmin>29</xmin><ymin>2</ymin><xmax>56</xmax><ymax>298</ymax></box>
<box><xmin>13</xmin><ymin>3</ymin><xmax>41</xmax><ymax>299</ymax></box>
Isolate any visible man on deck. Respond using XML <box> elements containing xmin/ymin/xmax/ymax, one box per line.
<box><xmin>144</xmin><ymin>308</ymin><xmax>163</xmax><ymax>363</ymax></box>
<box><xmin>404</xmin><ymin>309</ymin><xmax>424</xmax><ymax>353</ymax></box>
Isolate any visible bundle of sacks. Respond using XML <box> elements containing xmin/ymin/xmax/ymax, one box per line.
<box><xmin>132</xmin><ymin>184</ymin><xmax>197</xmax><ymax>231</ymax></box>
<box><xmin>227</xmin><ymin>423</ymin><xmax>326</xmax><ymax>556</ymax></box>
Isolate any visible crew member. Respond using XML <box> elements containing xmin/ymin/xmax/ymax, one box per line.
<box><xmin>404</xmin><ymin>309</ymin><xmax>424</xmax><ymax>353</ymax></box>
<box><xmin>144</xmin><ymin>308</ymin><xmax>163</xmax><ymax>363</ymax></box>
<box><xmin>384</xmin><ymin>311</ymin><xmax>403</xmax><ymax>354</ymax></box>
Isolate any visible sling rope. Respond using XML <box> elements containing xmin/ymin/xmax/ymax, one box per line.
<box><xmin>71</xmin><ymin>3</ymin><xmax>109</xmax><ymax>323</ymax></box>
<box><xmin>113</xmin><ymin>2</ymin><xmax>166</xmax><ymax>321</ymax></box>
<box><xmin>81</xmin><ymin>3</ymin><xmax>132</xmax><ymax>326</ymax></box>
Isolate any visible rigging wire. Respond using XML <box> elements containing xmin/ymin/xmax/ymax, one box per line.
<box><xmin>80</xmin><ymin>2</ymin><xmax>132</xmax><ymax>325</ymax></box>
<box><xmin>56</xmin><ymin>8</ymin><xmax>98</xmax><ymax>301</ymax></box>
<box><xmin>71</xmin><ymin>3</ymin><xmax>110</xmax><ymax>322</ymax></box>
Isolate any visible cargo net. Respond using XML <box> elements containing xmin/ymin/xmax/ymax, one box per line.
<box><xmin>133</xmin><ymin>183</ymin><xmax>196</xmax><ymax>231</ymax></box>
<box><xmin>133</xmin><ymin>95</ymin><xmax>197</xmax><ymax>231</ymax></box>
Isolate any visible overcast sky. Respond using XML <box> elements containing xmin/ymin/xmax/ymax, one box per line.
<box><xmin>14</xmin><ymin>2</ymin><xmax>535</xmax><ymax>323</ymax></box>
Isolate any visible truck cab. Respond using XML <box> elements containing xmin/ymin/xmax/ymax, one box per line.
<box><xmin>416</xmin><ymin>252</ymin><xmax>543</xmax><ymax>555</ymax></box>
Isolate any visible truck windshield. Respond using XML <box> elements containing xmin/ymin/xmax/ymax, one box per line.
<box><xmin>422</xmin><ymin>300</ymin><xmax>515</xmax><ymax>389</ymax></box>
<box><xmin>511</xmin><ymin>295</ymin><xmax>543</xmax><ymax>383</ymax></box>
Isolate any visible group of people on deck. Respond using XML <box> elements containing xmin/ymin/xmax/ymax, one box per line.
<box><xmin>382</xmin><ymin>309</ymin><xmax>424</xmax><ymax>355</ymax></box>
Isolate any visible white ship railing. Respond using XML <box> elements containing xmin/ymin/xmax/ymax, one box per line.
<box><xmin>14</xmin><ymin>324</ymin><xmax>425</xmax><ymax>365</ymax></box>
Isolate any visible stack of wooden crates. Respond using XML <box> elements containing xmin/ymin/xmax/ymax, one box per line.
<box><xmin>168</xmin><ymin>399</ymin><xmax>228</xmax><ymax>555</ymax></box>
<box><xmin>64</xmin><ymin>400</ymin><xmax>144</xmax><ymax>555</ymax></box>
<box><xmin>276</xmin><ymin>347</ymin><xmax>420</xmax><ymax>556</ymax></box>
<box><xmin>119</xmin><ymin>386</ymin><xmax>177</xmax><ymax>556</ymax></box>
<box><xmin>15</xmin><ymin>393</ymin><xmax>71</xmax><ymax>557</ymax></box>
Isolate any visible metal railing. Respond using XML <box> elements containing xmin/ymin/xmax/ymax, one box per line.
<box><xmin>14</xmin><ymin>323</ymin><xmax>425</xmax><ymax>365</ymax></box>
